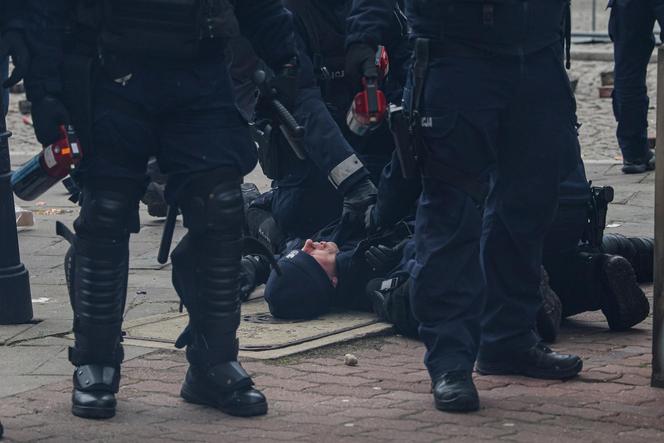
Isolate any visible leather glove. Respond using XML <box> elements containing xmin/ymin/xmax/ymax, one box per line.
<box><xmin>239</xmin><ymin>256</ymin><xmax>259</xmax><ymax>302</ymax></box>
<box><xmin>345</xmin><ymin>43</ymin><xmax>378</xmax><ymax>93</ymax></box>
<box><xmin>31</xmin><ymin>96</ymin><xmax>70</xmax><ymax>146</ymax></box>
<box><xmin>239</xmin><ymin>255</ymin><xmax>271</xmax><ymax>302</ymax></box>
<box><xmin>267</xmin><ymin>57</ymin><xmax>299</xmax><ymax>111</ymax></box>
<box><xmin>0</xmin><ymin>30</ymin><xmax>30</xmax><ymax>88</ymax></box>
<box><xmin>365</xmin><ymin>244</ymin><xmax>402</xmax><ymax>275</ymax></box>
<box><xmin>342</xmin><ymin>177</ymin><xmax>377</xmax><ymax>220</ymax></box>
<box><xmin>364</xmin><ymin>203</ymin><xmax>379</xmax><ymax>233</ymax></box>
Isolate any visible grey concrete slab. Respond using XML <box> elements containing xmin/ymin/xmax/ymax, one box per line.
<box><xmin>0</xmin><ymin>375</ymin><xmax>66</xmax><ymax>398</ymax></box>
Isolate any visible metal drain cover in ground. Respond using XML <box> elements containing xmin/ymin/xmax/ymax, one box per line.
<box><xmin>120</xmin><ymin>298</ymin><xmax>392</xmax><ymax>359</ymax></box>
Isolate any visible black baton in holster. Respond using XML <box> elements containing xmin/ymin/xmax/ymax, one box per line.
<box><xmin>389</xmin><ymin>38</ymin><xmax>430</xmax><ymax>180</ymax></box>
<box><xmin>253</xmin><ymin>70</ymin><xmax>306</xmax><ymax>160</ymax></box>
<box><xmin>158</xmin><ymin>205</ymin><xmax>178</xmax><ymax>264</ymax></box>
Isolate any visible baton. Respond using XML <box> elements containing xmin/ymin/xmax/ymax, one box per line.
<box><xmin>157</xmin><ymin>205</ymin><xmax>178</xmax><ymax>264</ymax></box>
<box><xmin>253</xmin><ymin>70</ymin><xmax>306</xmax><ymax>160</ymax></box>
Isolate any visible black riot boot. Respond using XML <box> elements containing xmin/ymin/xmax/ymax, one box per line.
<box><xmin>476</xmin><ymin>342</ymin><xmax>583</xmax><ymax>380</ymax></box>
<box><xmin>599</xmin><ymin>254</ymin><xmax>650</xmax><ymax>331</ymax></box>
<box><xmin>141</xmin><ymin>158</ymin><xmax>168</xmax><ymax>218</ymax></box>
<box><xmin>432</xmin><ymin>371</ymin><xmax>479</xmax><ymax>413</ymax></box>
<box><xmin>173</xmin><ymin>179</ymin><xmax>267</xmax><ymax>417</ymax></box>
<box><xmin>62</xmin><ymin>226</ymin><xmax>128</xmax><ymax>419</ymax></box>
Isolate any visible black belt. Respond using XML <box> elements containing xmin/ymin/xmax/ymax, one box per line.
<box><xmin>428</xmin><ymin>41</ymin><xmax>499</xmax><ymax>59</ymax></box>
<box><xmin>428</xmin><ymin>40</ymin><xmax>553</xmax><ymax>60</ymax></box>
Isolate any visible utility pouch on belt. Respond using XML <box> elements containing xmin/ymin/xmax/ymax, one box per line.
<box><xmin>583</xmin><ymin>185</ymin><xmax>614</xmax><ymax>249</ymax></box>
<box><xmin>61</xmin><ymin>54</ymin><xmax>95</xmax><ymax>151</ymax></box>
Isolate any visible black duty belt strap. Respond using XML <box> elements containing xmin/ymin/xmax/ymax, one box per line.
<box><xmin>411</xmin><ymin>38</ymin><xmax>429</xmax><ymax>117</ymax></box>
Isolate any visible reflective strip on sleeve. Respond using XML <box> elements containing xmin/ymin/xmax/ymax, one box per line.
<box><xmin>328</xmin><ymin>154</ymin><xmax>363</xmax><ymax>189</ymax></box>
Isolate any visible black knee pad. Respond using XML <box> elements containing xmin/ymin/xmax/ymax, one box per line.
<box><xmin>74</xmin><ymin>180</ymin><xmax>143</xmax><ymax>241</ymax></box>
<box><xmin>174</xmin><ymin>169</ymin><xmax>244</xmax><ymax>237</ymax></box>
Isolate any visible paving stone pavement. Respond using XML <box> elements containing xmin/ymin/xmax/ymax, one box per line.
<box><xmin>3</xmin><ymin>41</ymin><xmax>664</xmax><ymax>441</ymax></box>
<box><xmin>0</xmin><ymin>316</ymin><xmax>662</xmax><ymax>443</ymax></box>
<box><xmin>570</xmin><ymin>59</ymin><xmax>658</xmax><ymax>162</ymax></box>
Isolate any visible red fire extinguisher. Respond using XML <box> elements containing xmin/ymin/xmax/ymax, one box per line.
<box><xmin>11</xmin><ymin>125</ymin><xmax>82</xmax><ymax>201</ymax></box>
<box><xmin>346</xmin><ymin>45</ymin><xmax>390</xmax><ymax>136</ymax></box>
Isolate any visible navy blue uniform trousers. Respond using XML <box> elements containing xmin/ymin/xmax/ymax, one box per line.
<box><xmin>609</xmin><ymin>0</ymin><xmax>664</xmax><ymax>162</ymax></box>
<box><xmin>407</xmin><ymin>47</ymin><xmax>578</xmax><ymax>378</ymax></box>
<box><xmin>77</xmin><ymin>56</ymin><xmax>256</xmax><ymax>198</ymax></box>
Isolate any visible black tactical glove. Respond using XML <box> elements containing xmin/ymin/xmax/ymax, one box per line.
<box><xmin>239</xmin><ymin>255</ymin><xmax>271</xmax><ymax>302</ymax></box>
<box><xmin>364</xmin><ymin>203</ymin><xmax>379</xmax><ymax>233</ymax></box>
<box><xmin>342</xmin><ymin>177</ymin><xmax>377</xmax><ymax>220</ymax></box>
<box><xmin>268</xmin><ymin>57</ymin><xmax>299</xmax><ymax>111</ymax></box>
<box><xmin>31</xmin><ymin>96</ymin><xmax>70</xmax><ymax>146</ymax></box>
<box><xmin>365</xmin><ymin>240</ymin><xmax>407</xmax><ymax>275</ymax></box>
<box><xmin>0</xmin><ymin>30</ymin><xmax>30</xmax><ymax>88</ymax></box>
<box><xmin>345</xmin><ymin>43</ymin><xmax>378</xmax><ymax>93</ymax></box>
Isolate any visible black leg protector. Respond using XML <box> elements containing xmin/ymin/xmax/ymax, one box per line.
<box><xmin>173</xmin><ymin>176</ymin><xmax>244</xmax><ymax>366</ymax></box>
<box><xmin>171</xmin><ymin>170</ymin><xmax>267</xmax><ymax>416</ymax></box>
<box><xmin>64</xmin><ymin>180</ymin><xmax>142</xmax><ymax>419</ymax></box>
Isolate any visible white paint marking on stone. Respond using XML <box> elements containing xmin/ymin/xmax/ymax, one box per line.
<box><xmin>606</xmin><ymin>223</ymin><xmax>622</xmax><ymax>228</ymax></box>
<box><xmin>32</xmin><ymin>297</ymin><xmax>50</xmax><ymax>304</ymax></box>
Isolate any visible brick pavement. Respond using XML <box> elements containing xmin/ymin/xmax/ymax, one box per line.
<box><xmin>1</xmin><ymin>298</ymin><xmax>663</xmax><ymax>443</ymax></box>
<box><xmin>570</xmin><ymin>60</ymin><xmax>658</xmax><ymax>162</ymax></box>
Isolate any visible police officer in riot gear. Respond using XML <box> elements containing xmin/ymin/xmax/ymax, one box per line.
<box><xmin>346</xmin><ymin>0</ymin><xmax>583</xmax><ymax>412</ymax></box>
<box><xmin>23</xmin><ymin>0</ymin><xmax>298</xmax><ymax>419</ymax></box>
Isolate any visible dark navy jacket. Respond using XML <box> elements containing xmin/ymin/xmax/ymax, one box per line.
<box><xmin>22</xmin><ymin>0</ymin><xmax>298</xmax><ymax>102</ymax></box>
<box><xmin>348</xmin><ymin>0</ymin><xmax>567</xmax><ymax>56</ymax></box>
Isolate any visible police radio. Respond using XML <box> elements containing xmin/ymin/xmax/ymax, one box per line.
<box><xmin>346</xmin><ymin>46</ymin><xmax>389</xmax><ymax>136</ymax></box>
<box><xmin>11</xmin><ymin>125</ymin><xmax>82</xmax><ymax>201</ymax></box>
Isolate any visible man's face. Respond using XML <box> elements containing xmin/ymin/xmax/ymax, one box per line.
<box><xmin>302</xmin><ymin>239</ymin><xmax>339</xmax><ymax>287</ymax></box>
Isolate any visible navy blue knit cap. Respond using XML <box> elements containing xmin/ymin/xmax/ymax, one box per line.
<box><xmin>264</xmin><ymin>249</ymin><xmax>335</xmax><ymax>319</ymax></box>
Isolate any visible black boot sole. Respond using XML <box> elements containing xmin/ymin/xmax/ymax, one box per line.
<box><xmin>601</xmin><ymin>256</ymin><xmax>650</xmax><ymax>331</ymax></box>
<box><xmin>71</xmin><ymin>404</ymin><xmax>116</xmax><ymax>419</ymax></box>
<box><xmin>181</xmin><ymin>384</ymin><xmax>268</xmax><ymax>417</ymax></box>
<box><xmin>434</xmin><ymin>394</ymin><xmax>480</xmax><ymax>413</ymax></box>
<box><xmin>476</xmin><ymin>358</ymin><xmax>583</xmax><ymax>380</ymax></box>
